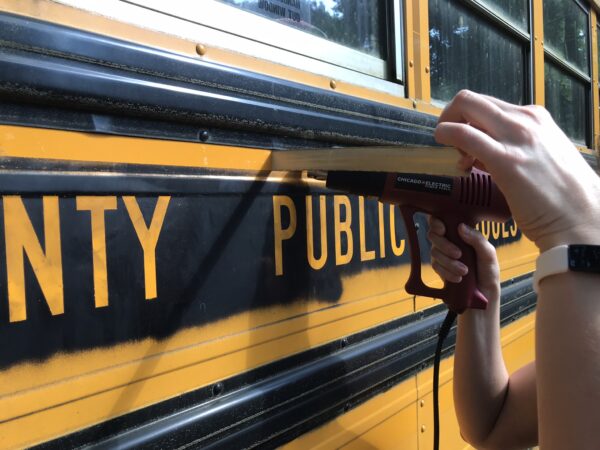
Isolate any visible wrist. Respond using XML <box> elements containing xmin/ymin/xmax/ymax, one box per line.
<box><xmin>536</xmin><ymin>226</ymin><xmax>600</xmax><ymax>253</ymax></box>
<box><xmin>536</xmin><ymin>182</ymin><xmax>600</xmax><ymax>252</ymax></box>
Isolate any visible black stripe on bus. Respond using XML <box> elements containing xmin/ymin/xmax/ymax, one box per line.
<box><xmin>35</xmin><ymin>275</ymin><xmax>535</xmax><ymax>450</ymax></box>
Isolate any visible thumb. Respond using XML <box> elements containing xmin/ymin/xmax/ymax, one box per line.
<box><xmin>458</xmin><ymin>223</ymin><xmax>496</xmax><ymax>265</ymax></box>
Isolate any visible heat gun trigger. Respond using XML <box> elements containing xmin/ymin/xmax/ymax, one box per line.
<box><xmin>400</xmin><ymin>206</ymin><xmax>488</xmax><ymax>314</ymax></box>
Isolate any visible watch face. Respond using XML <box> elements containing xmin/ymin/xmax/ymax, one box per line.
<box><xmin>568</xmin><ymin>245</ymin><xmax>600</xmax><ymax>272</ymax></box>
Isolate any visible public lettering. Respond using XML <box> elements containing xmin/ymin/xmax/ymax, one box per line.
<box><xmin>306</xmin><ymin>195</ymin><xmax>327</xmax><ymax>270</ymax></box>
<box><xmin>389</xmin><ymin>205</ymin><xmax>406</xmax><ymax>256</ymax></box>
<box><xmin>359</xmin><ymin>197</ymin><xmax>375</xmax><ymax>261</ymax></box>
<box><xmin>273</xmin><ymin>195</ymin><xmax>297</xmax><ymax>276</ymax></box>
<box><xmin>272</xmin><ymin>195</ymin><xmax>411</xmax><ymax>276</ymax></box>
<box><xmin>378</xmin><ymin>202</ymin><xmax>386</xmax><ymax>258</ymax></box>
<box><xmin>334</xmin><ymin>195</ymin><xmax>353</xmax><ymax>265</ymax></box>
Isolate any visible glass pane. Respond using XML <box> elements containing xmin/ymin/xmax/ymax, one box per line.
<box><xmin>216</xmin><ymin>0</ymin><xmax>386</xmax><ymax>58</ymax></box>
<box><xmin>545</xmin><ymin>62</ymin><xmax>588</xmax><ymax>144</ymax></box>
<box><xmin>477</xmin><ymin>0</ymin><xmax>528</xmax><ymax>32</ymax></box>
<box><xmin>429</xmin><ymin>0</ymin><xmax>526</xmax><ymax>104</ymax></box>
<box><xmin>543</xmin><ymin>0</ymin><xmax>589</xmax><ymax>74</ymax></box>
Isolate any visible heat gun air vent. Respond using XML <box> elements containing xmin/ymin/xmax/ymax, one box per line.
<box><xmin>459</xmin><ymin>171</ymin><xmax>492</xmax><ymax>207</ymax></box>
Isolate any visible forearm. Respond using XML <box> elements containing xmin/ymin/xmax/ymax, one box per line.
<box><xmin>453</xmin><ymin>296</ymin><xmax>508</xmax><ymax>446</ymax></box>
<box><xmin>536</xmin><ymin>272</ymin><xmax>600</xmax><ymax>449</ymax></box>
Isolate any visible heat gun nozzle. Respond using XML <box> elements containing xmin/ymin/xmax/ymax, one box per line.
<box><xmin>325</xmin><ymin>171</ymin><xmax>387</xmax><ymax>198</ymax></box>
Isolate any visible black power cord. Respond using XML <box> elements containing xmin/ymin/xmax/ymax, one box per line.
<box><xmin>433</xmin><ymin>309</ymin><xmax>457</xmax><ymax>450</ymax></box>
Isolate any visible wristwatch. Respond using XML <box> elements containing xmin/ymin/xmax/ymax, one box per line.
<box><xmin>533</xmin><ymin>245</ymin><xmax>600</xmax><ymax>293</ymax></box>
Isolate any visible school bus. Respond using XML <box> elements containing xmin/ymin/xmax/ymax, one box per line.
<box><xmin>0</xmin><ymin>0</ymin><xmax>597</xmax><ymax>448</ymax></box>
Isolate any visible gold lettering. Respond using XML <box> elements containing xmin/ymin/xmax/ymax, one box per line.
<box><xmin>273</xmin><ymin>196</ymin><xmax>297</xmax><ymax>276</ymax></box>
<box><xmin>76</xmin><ymin>196</ymin><xmax>117</xmax><ymax>308</ymax></box>
<box><xmin>334</xmin><ymin>195</ymin><xmax>353</xmax><ymax>265</ymax></box>
<box><xmin>479</xmin><ymin>221</ymin><xmax>490</xmax><ymax>240</ymax></box>
<box><xmin>378</xmin><ymin>202</ymin><xmax>385</xmax><ymax>258</ymax></box>
<box><xmin>492</xmin><ymin>222</ymin><xmax>500</xmax><ymax>240</ymax></box>
<box><xmin>501</xmin><ymin>222</ymin><xmax>510</xmax><ymax>238</ymax></box>
<box><xmin>359</xmin><ymin>197</ymin><xmax>375</xmax><ymax>261</ymax></box>
<box><xmin>123</xmin><ymin>196</ymin><xmax>170</xmax><ymax>300</ymax></box>
<box><xmin>4</xmin><ymin>196</ymin><xmax>63</xmax><ymax>322</ymax></box>
<box><xmin>306</xmin><ymin>195</ymin><xmax>327</xmax><ymax>270</ymax></box>
<box><xmin>389</xmin><ymin>205</ymin><xmax>405</xmax><ymax>256</ymax></box>
<box><xmin>510</xmin><ymin>220</ymin><xmax>518</xmax><ymax>237</ymax></box>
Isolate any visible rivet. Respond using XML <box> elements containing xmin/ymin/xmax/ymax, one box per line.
<box><xmin>409</xmin><ymin>60</ymin><xmax>414</xmax><ymax>68</ymax></box>
<box><xmin>420</xmin><ymin>400</ymin><xmax>425</xmax><ymax>407</ymax></box>
<box><xmin>212</xmin><ymin>382</ymin><xmax>224</xmax><ymax>397</ymax></box>
<box><xmin>341</xmin><ymin>337</ymin><xmax>349</xmax><ymax>348</ymax></box>
<box><xmin>421</xmin><ymin>425</ymin><xmax>426</xmax><ymax>433</ymax></box>
<box><xmin>412</xmin><ymin>100</ymin><xmax>417</xmax><ymax>108</ymax></box>
<box><xmin>344</xmin><ymin>402</ymin><xmax>352</xmax><ymax>412</ymax></box>
<box><xmin>196</xmin><ymin>44</ymin><xmax>207</xmax><ymax>56</ymax></box>
<box><xmin>425</xmin><ymin>66</ymin><xmax>430</xmax><ymax>74</ymax></box>
<box><xmin>199</xmin><ymin>130</ymin><xmax>209</xmax><ymax>142</ymax></box>
<box><xmin>534</xmin><ymin>36</ymin><xmax>538</xmax><ymax>41</ymax></box>
<box><xmin>330</xmin><ymin>79</ymin><xmax>337</xmax><ymax>89</ymax></box>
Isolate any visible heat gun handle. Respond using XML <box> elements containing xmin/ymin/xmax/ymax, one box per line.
<box><xmin>399</xmin><ymin>207</ymin><xmax>488</xmax><ymax>314</ymax></box>
<box><xmin>442</xmin><ymin>217</ymin><xmax>488</xmax><ymax>313</ymax></box>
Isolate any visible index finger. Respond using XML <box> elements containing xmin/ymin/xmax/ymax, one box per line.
<box><xmin>438</xmin><ymin>90</ymin><xmax>513</xmax><ymax>140</ymax></box>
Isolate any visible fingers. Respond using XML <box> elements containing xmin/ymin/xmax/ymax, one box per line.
<box><xmin>435</xmin><ymin>122</ymin><xmax>506</xmax><ymax>172</ymax></box>
<box><xmin>428</xmin><ymin>218</ymin><xmax>499</xmax><ymax>287</ymax></box>
<box><xmin>438</xmin><ymin>90</ymin><xmax>510</xmax><ymax>137</ymax></box>
<box><xmin>428</xmin><ymin>217</ymin><xmax>465</xmax><ymax>283</ymax></box>
<box><xmin>457</xmin><ymin>223</ymin><xmax>497</xmax><ymax>265</ymax></box>
<box><xmin>428</xmin><ymin>227</ymin><xmax>461</xmax><ymax>259</ymax></box>
<box><xmin>432</xmin><ymin>247</ymin><xmax>468</xmax><ymax>283</ymax></box>
<box><xmin>427</xmin><ymin>215</ymin><xmax>446</xmax><ymax>235</ymax></box>
<box><xmin>478</xmin><ymin>93</ymin><xmax>524</xmax><ymax>113</ymax></box>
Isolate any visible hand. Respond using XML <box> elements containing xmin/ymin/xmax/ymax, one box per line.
<box><xmin>435</xmin><ymin>90</ymin><xmax>600</xmax><ymax>252</ymax></box>
<box><xmin>428</xmin><ymin>216</ymin><xmax>500</xmax><ymax>303</ymax></box>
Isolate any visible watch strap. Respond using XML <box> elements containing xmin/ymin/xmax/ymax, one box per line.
<box><xmin>533</xmin><ymin>245</ymin><xmax>568</xmax><ymax>293</ymax></box>
<box><xmin>534</xmin><ymin>244</ymin><xmax>600</xmax><ymax>293</ymax></box>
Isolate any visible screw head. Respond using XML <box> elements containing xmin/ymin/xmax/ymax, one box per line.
<box><xmin>409</xmin><ymin>60</ymin><xmax>414</xmax><ymax>68</ymax></box>
<box><xmin>420</xmin><ymin>400</ymin><xmax>425</xmax><ymax>407</ymax></box>
<box><xmin>330</xmin><ymin>79</ymin><xmax>337</xmax><ymax>89</ymax></box>
<box><xmin>212</xmin><ymin>382</ymin><xmax>224</xmax><ymax>397</ymax></box>
<box><xmin>196</xmin><ymin>44</ymin><xmax>207</xmax><ymax>56</ymax></box>
<box><xmin>421</xmin><ymin>425</ymin><xmax>426</xmax><ymax>433</ymax></box>
<box><xmin>425</xmin><ymin>66</ymin><xmax>430</xmax><ymax>74</ymax></box>
<box><xmin>412</xmin><ymin>100</ymin><xmax>417</xmax><ymax>108</ymax></box>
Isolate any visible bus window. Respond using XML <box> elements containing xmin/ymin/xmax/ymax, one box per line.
<box><xmin>476</xmin><ymin>0</ymin><xmax>529</xmax><ymax>31</ymax></box>
<box><xmin>123</xmin><ymin>0</ymin><xmax>400</xmax><ymax>90</ymax></box>
<box><xmin>543</xmin><ymin>0</ymin><xmax>591</xmax><ymax>146</ymax></box>
<box><xmin>428</xmin><ymin>0</ymin><xmax>530</xmax><ymax>106</ymax></box>
<box><xmin>216</xmin><ymin>0</ymin><xmax>386</xmax><ymax>60</ymax></box>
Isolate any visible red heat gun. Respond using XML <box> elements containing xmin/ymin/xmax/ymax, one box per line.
<box><xmin>324</xmin><ymin>169</ymin><xmax>511</xmax><ymax>313</ymax></box>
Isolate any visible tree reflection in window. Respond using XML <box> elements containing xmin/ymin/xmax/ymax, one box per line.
<box><xmin>216</xmin><ymin>0</ymin><xmax>386</xmax><ymax>58</ymax></box>
<box><xmin>429</xmin><ymin>0</ymin><xmax>526</xmax><ymax>104</ymax></box>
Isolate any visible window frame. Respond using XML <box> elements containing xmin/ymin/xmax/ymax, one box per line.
<box><xmin>53</xmin><ymin>0</ymin><xmax>406</xmax><ymax>97</ymax></box>
<box><xmin>542</xmin><ymin>0</ymin><xmax>592</xmax><ymax>146</ymax></box>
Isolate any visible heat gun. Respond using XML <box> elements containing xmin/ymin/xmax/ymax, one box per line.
<box><xmin>324</xmin><ymin>168</ymin><xmax>511</xmax><ymax>313</ymax></box>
